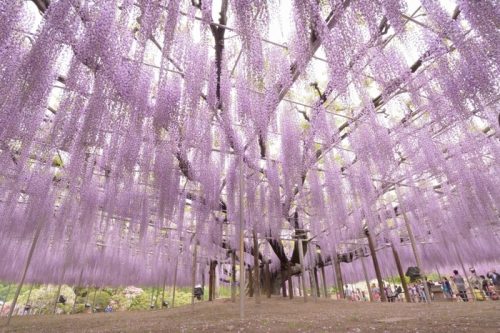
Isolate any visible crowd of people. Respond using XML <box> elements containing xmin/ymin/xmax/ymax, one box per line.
<box><xmin>343</xmin><ymin>268</ymin><xmax>499</xmax><ymax>303</ymax></box>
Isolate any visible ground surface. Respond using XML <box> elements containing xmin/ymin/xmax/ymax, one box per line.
<box><xmin>1</xmin><ymin>298</ymin><xmax>499</xmax><ymax>333</ymax></box>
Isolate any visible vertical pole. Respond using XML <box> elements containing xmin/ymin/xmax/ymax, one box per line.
<box><xmin>360</xmin><ymin>255</ymin><xmax>373</xmax><ymax>302</ymax></box>
<box><xmin>298</xmin><ymin>239</ymin><xmax>307</xmax><ymax>302</ymax></box>
<box><xmin>191</xmin><ymin>242</ymin><xmax>198</xmax><ymax>309</ymax></box>
<box><xmin>7</xmin><ymin>221</ymin><xmax>43</xmax><ymax>326</ymax></box>
<box><xmin>231</xmin><ymin>251</ymin><xmax>236</xmax><ymax>302</ymax></box>
<box><xmin>396</xmin><ymin>186</ymin><xmax>431</xmax><ymax>302</ymax></box>
<box><xmin>253</xmin><ymin>230</ymin><xmax>260</xmax><ymax>304</ymax></box>
<box><xmin>365</xmin><ymin>228</ymin><xmax>387</xmax><ymax>302</ymax></box>
<box><xmin>238</xmin><ymin>155</ymin><xmax>245</xmax><ymax>320</ymax></box>
<box><xmin>391</xmin><ymin>243</ymin><xmax>411</xmax><ymax>303</ymax></box>
<box><xmin>171</xmin><ymin>255</ymin><xmax>179</xmax><ymax>308</ymax></box>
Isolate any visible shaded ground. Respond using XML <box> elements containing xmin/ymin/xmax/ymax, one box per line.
<box><xmin>1</xmin><ymin>298</ymin><xmax>499</xmax><ymax>333</ymax></box>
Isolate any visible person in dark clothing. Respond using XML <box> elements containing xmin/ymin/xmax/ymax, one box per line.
<box><xmin>453</xmin><ymin>270</ymin><xmax>468</xmax><ymax>302</ymax></box>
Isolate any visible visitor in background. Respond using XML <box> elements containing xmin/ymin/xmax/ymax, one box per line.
<box><xmin>344</xmin><ymin>285</ymin><xmax>352</xmax><ymax>301</ymax></box>
<box><xmin>452</xmin><ymin>270</ymin><xmax>468</xmax><ymax>302</ymax></box>
<box><xmin>371</xmin><ymin>283</ymin><xmax>380</xmax><ymax>301</ymax></box>
<box><xmin>481</xmin><ymin>275</ymin><xmax>491</xmax><ymax>298</ymax></box>
<box><xmin>449</xmin><ymin>275</ymin><xmax>459</xmax><ymax>300</ymax></box>
<box><xmin>469</xmin><ymin>268</ymin><xmax>485</xmax><ymax>300</ymax></box>
<box><xmin>417</xmin><ymin>282</ymin><xmax>427</xmax><ymax>302</ymax></box>
<box><xmin>487</xmin><ymin>269</ymin><xmax>500</xmax><ymax>294</ymax></box>
<box><xmin>442</xmin><ymin>277</ymin><xmax>453</xmax><ymax>299</ymax></box>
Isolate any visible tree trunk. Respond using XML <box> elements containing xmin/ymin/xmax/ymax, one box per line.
<box><xmin>333</xmin><ymin>255</ymin><xmax>344</xmax><ymax>299</ymax></box>
<box><xmin>365</xmin><ymin>228</ymin><xmax>387</xmax><ymax>302</ymax></box>
<box><xmin>287</xmin><ymin>262</ymin><xmax>294</xmax><ymax>299</ymax></box>
<box><xmin>391</xmin><ymin>243</ymin><xmax>411</xmax><ymax>303</ymax></box>
<box><xmin>265</xmin><ymin>260</ymin><xmax>271</xmax><ymax>298</ymax></box>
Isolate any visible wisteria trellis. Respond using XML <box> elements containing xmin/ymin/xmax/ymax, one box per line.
<box><xmin>0</xmin><ymin>0</ymin><xmax>498</xmax><ymax>288</ymax></box>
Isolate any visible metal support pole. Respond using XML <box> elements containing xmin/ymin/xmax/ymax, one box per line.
<box><xmin>298</xmin><ymin>239</ymin><xmax>307</xmax><ymax>302</ymax></box>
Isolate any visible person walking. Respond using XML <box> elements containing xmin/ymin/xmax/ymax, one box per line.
<box><xmin>452</xmin><ymin>270</ymin><xmax>468</xmax><ymax>302</ymax></box>
<box><xmin>442</xmin><ymin>277</ymin><xmax>453</xmax><ymax>299</ymax></box>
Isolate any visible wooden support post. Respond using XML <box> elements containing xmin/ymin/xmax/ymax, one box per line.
<box><xmin>396</xmin><ymin>186</ymin><xmax>431</xmax><ymax>302</ymax></box>
<box><xmin>360</xmin><ymin>255</ymin><xmax>373</xmax><ymax>302</ymax></box>
<box><xmin>191</xmin><ymin>242</ymin><xmax>198</xmax><ymax>309</ymax></box>
<box><xmin>298</xmin><ymin>239</ymin><xmax>307</xmax><ymax>302</ymax></box>
<box><xmin>252</xmin><ymin>230</ymin><xmax>260</xmax><ymax>304</ymax></box>
<box><xmin>171</xmin><ymin>255</ymin><xmax>179</xmax><ymax>308</ymax></box>
<box><xmin>391</xmin><ymin>242</ymin><xmax>411</xmax><ymax>303</ymax></box>
<box><xmin>7</xmin><ymin>221</ymin><xmax>43</xmax><ymax>326</ymax></box>
<box><xmin>365</xmin><ymin>228</ymin><xmax>387</xmax><ymax>302</ymax></box>
<box><xmin>320</xmin><ymin>266</ymin><xmax>328</xmax><ymax>299</ymax></box>
<box><xmin>265</xmin><ymin>260</ymin><xmax>271</xmax><ymax>298</ymax></box>
<box><xmin>231</xmin><ymin>251</ymin><xmax>236</xmax><ymax>302</ymax></box>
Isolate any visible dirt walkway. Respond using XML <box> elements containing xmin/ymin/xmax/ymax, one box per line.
<box><xmin>1</xmin><ymin>298</ymin><xmax>499</xmax><ymax>332</ymax></box>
